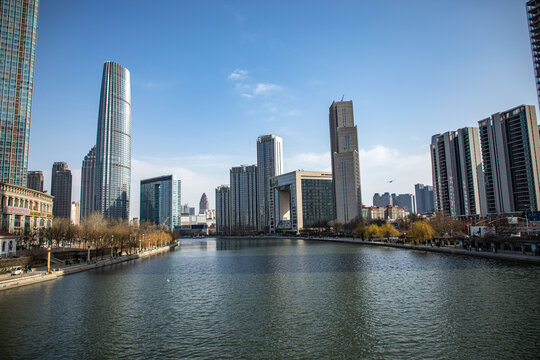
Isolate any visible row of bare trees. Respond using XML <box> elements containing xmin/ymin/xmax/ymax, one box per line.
<box><xmin>25</xmin><ymin>213</ymin><xmax>174</xmax><ymax>254</ymax></box>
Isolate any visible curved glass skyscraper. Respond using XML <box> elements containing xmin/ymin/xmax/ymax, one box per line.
<box><xmin>94</xmin><ymin>62</ymin><xmax>131</xmax><ymax>219</ymax></box>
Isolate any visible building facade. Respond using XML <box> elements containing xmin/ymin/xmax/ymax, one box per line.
<box><xmin>329</xmin><ymin>101</ymin><xmax>362</xmax><ymax>223</ymax></box>
<box><xmin>94</xmin><ymin>62</ymin><xmax>131</xmax><ymax>219</ymax></box>
<box><xmin>0</xmin><ymin>0</ymin><xmax>40</xmax><ymax>187</ymax></box>
<box><xmin>269</xmin><ymin>171</ymin><xmax>334</xmax><ymax>234</ymax></box>
<box><xmin>199</xmin><ymin>193</ymin><xmax>209</xmax><ymax>214</ymax></box>
<box><xmin>51</xmin><ymin>162</ymin><xmax>72</xmax><ymax>218</ymax></box>
<box><xmin>0</xmin><ymin>181</ymin><xmax>53</xmax><ymax>235</ymax></box>
<box><xmin>80</xmin><ymin>146</ymin><xmax>96</xmax><ymax>219</ymax></box>
<box><xmin>430</xmin><ymin>127</ymin><xmax>486</xmax><ymax>217</ymax></box>
<box><xmin>230</xmin><ymin>165</ymin><xmax>258</xmax><ymax>233</ymax></box>
<box><xmin>527</xmin><ymin>1</ymin><xmax>540</xmax><ymax>110</ymax></box>
<box><xmin>393</xmin><ymin>193</ymin><xmax>416</xmax><ymax>214</ymax></box>
<box><xmin>27</xmin><ymin>171</ymin><xmax>43</xmax><ymax>192</ymax></box>
<box><xmin>216</xmin><ymin>185</ymin><xmax>231</xmax><ymax>234</ymax></box>
<box><xmin>140</xmin><ymin>175</ymin><xmax>181</xmax><ymax>230</ymax></box>
<box><xmin>256</xmin><ymin>134</ymin><xmax>283</xmax><ymax>232</ymax></box>
<box><xmin>373</xmin><ymin>192</ymin><xmax>393</xmax><ymax>207</ymax></box>
<box><xmin>415</xmin><ymin>184</ymin><xmax>435</xmax><ymax>214</ymax></box>
<box><xmin>478</xmin><ymin>105</ymin><xmax>540</xmax><ymax>214</ymax></box>
<box><xmin>70</xmin><ymin>201</ymin><xmax>80</xmax><ymax>225</ymax></box>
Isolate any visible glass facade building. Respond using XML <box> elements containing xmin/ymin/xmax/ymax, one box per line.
<box><xmin>51</xmin><ymin>162</ymin><xmax>72</xmax><ymax>218</ymax></box>
<box><xmin>230</xmin><ymin>165</ymin><xmax>258</xmax><ymax>233</ymax></box>
<box><xmin>140</xmin><ymin>175</ymin><xmax>181</xmax><ymax>230</ymax></box>
<box><xmin>301</xmin><ymin>178</ymin><xmax>335</xmax><ymax>227</ymax></box>
<box><xmin>0</xmin><ymin>0</ymin><xmax>40</xmax><ymax>186</ymax></box>
<box><xmin>26</xmin><ymin>170</ymin><xmax>43</xmax><ymax>192</ymax></box>
<box><xmin>94</xmin><ymin>62</ymin><xmax>131</xmax><ymax>219</ymax></box>
<box><xmin>256</xmin><ymin>135</ymin><xmax>283</xmax><ymax>232</ymax></box>
<box><xmin>80</xmin><ymin>146</ymin><xmax>96</xmax><ymax>219</ymax></box>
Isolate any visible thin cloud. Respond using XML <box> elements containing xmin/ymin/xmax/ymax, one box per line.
<box><xmin>228</xmin><ymin>69</ymin><xmax>248</xmax><ymax>81</ymax></box>
<box><xmin>253</xmin><ymin>83</ymin><xmax>282</xmax><ymax>96</ymax></box>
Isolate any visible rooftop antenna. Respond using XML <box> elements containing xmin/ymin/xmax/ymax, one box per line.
<box><xmin>341</xmin><ymin>94</ymin><xmax>345</xmax><ymax>101</ymax></box>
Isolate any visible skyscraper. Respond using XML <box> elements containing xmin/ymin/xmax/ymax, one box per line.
<box><xmin>94</xmin><ymin>62</ymin><xmax>131</xmax><ymax>219</ymax></box>
<box><xmin>527</xmin><ymin>1</ymin><xmax>540</xmax><ymax>109</ymax></box>
<box><xmin>393</xmin><ymin>194</ymin><xmax>416</xmax><ymax>214</ymax></box>
<box><xmin>140</xmin><ymin>175</ymin><xmax>181</xmax><ymax>230</ymax></box>
<box><xmin>0</xmin><ymin>0</ymin><xmax>40</xmax><ymax>186</ymax></box>
<box><xmin>230</xmin><ymin>165</ymin><xmax>258</xmax><ymax>233</ymax></box>
<box><xmin>373</xmin><ymin>192</ymin><xmax>393</xmax><ymax>207</ymax></box>
<box><xmin>415</xmin><ymin>184</ymin><xmax>435</xmax><ymax>214</ymax></box>
<box><xmin>199</xmin><ymin>193</ymin><xmax>209</xmax><ymax>214</ymax></box>
<box><xmin>51</xmin><ymin>162</ymin><xmax>72</xmax><ymax>218</ymax></box>
<box><xmin>80</xmin><ymin>146</ymin><xmax>96</xmax><ymax>219</ymax></box>
<box><xmin>256</xmin><ymin>134</ymin><xmax>283</xmax><ymax>232</ymax></box>
<box><xmin>329</xmin><ymin>101</ymin><xmax>362</xmax><ymax>223</ymax></box>
<box><xmin>27</xmin><ymin>170</ymin><xmax>43</xmax><ymax>192</ymax></box>
<box><xmin>215</xmin><ymin>185</ymin><xmax>231</xmax><ymax>234</ymax></box>
<box><xmin>430</xmin><ymin>127</ymin><xmax>486</xmax><ymax>217</ymax></box>
<box><xmin>478</xmin><ymin>105</ymin><xmax>540</xmax><ymax>214</ymax></box>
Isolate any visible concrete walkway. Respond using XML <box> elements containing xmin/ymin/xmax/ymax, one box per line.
<box><xmin>301</xmin><ymin>237</ymin><xmax>540</xmax><ymax>265</ymax></box>
<box><xmin>0</xmin><ymin>244</ymin><xmax>176</xmax><ymax>291</ymax></box>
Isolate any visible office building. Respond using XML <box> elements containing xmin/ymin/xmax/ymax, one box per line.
<box><xmin>269</xmin><ymin>171</ymin><xmax>335</xmax><ymax>234</ymax></box>
<box><xmin>415</xmin><ymin>184</ymin><xmax>435</xmax><ymax>214</ymax></box>
<box><xmin>373</xmin><ymin>192</ymin><xmax>393</xmax><ymax>207</ymax></box>
<box><xmin>230</xmin><ymin>165</ymin><xmax>258</xmax><ymax>233</ymax></box>
<box><xmin>140</xmin><ymin>175</ymin><xmax>181</xmax><ymax>230</ymax></box>
<box><xmin>257</xmin><ymin>134</ymin><xmax>283</xmax><ymax>232</ymax></box>
<box><xmin>215</xmin><ymin>185</ymin><xmax>231</xmax><ymax>234</ymax></box>
<box><xmin>199</xmin><ymin>193</ymin><xmax>209</xmax><ymax>214</ymax></box>
<box><xmin>0</xmin><ymin>181</ymin><xmax>53</xmax><ymax>235</ymax></box>
<box><xmin>430</xmin><ymin>127</ymin><xmax>486</xmax><ymax>217</ymax></box>
<box><xmin>527</xmin><ymin>1</ymin><xmax>540</xmax><ymax>109</ymax></box>
<box><xmin>80</xmin><ymin>146</ymin><xmax>96</xmax><ymax>218</ymax></box>
<box><xmin>27</xmin><ymin>171</ymin><xmax>43</xmax><ymax>192</ymax></box>
<box><xmin>189</xmin><ymin>207</ymin><xmax>196</xmax><ymax>216</ymax></box>
<box><xmin>51</xmin><ymin>162</ymin><xmax>72</xmax><ymax>218</ymax></box>
<box><xmin>329</xmin><ymin>101</ymin><xmax>362</xmax><ymax>223</ymax></box>
<box><xmin>0</xmin><ymin>0</ymin><xmax>40</xmax><ymax>187</ymax></box>
<box><xmin>393</xmin><ymin>193</ymin><xmax>416</xmax><ymax>214</ymax></box>
<box><xmin>94</xmin><ymin>62</ymin><xmax>131</xmax><ymax>219</ymax></box>
<box><xmin>478</xmin><ymin>105</ymin><xmax>540</xmax><ymax>214</ymax></box>
<box><xmin>70</xmin><ymin>201</ymin><xmax>80</xmax><ymax>225</ymax></box>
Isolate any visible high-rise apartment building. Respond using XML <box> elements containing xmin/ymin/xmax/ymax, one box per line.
<box><xmin>199</xmin><ymin>193</ymin><xmax>209</xmax><ymax>214</ymax></box>
<box><xmin>80</xmin><ymin>146</ymin><xmax>96</xmax><ymax>219</ymax></box>
<box><xmin>373</xmin><ymin>192</ymin><xmax>393</xmax><ymax>207</ymax></box>
<box><xmin>430</xmin><ymin>127</ymin><xmax>486</xmax><ymax>217</ymax></box>
<box><xmin>140</xmin><ymin>175</ymin><xmax>181</xmax><ymax>230</ymax></box>
<box><xmin>27</xmin><ymin>170</ymin><xmax>43</xmax><ymax>192</ymax></box>
<box><xmin>478</xmin><ymin>105</ymin><xmax>540</xmax><ymax>214</ymax></box>
<box><xmin>215</xmin><ymin>185</ymin><xmax>231</xmax><ymax>234</ymax></box>
<box><xmin>230</xmin><ymin>165</ymin><xmax>258</xmax><ymax>233</ymax></box>
<box><xmin>329</xmin><ymin>101</ymin><xmax>362</xmax><ymax>223</ymax></box>
<box><xmin>415</xmin><ymin>184</ymin><xmax>435</xmax><ymax>214</ymax></box>
<box><xmin>94</xmin><ymin>62</ymin><xmax>131</xmax><ymax>219</ymax></box>
<box><xmin>393</xmin><ymin>193</ymin><xmax>416</xmax><ymax>214</ymax></box>
<box><xmin>0</xmin><ymin>0</ymin><xmax>40</xmax><ymax>186</ymax></box>
<box><xmin>527</xmin><ymin>1</ymin><xmax>540</xmax><ymax>109</ymax></box>
<box><xmin>256</xmin><ymin>134</ymin><xmax>283</xmax><ymax>232</ymax></box>
<box><xmin>51</xmin><ymin>162</ymin><xmax>72</xmax><ymax>218</ymax></box>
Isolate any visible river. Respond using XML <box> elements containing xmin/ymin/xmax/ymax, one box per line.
<box><xmin>1</xmin><ymin>238</ymin><xmax>539</xmax><ymax>359</ymax></box>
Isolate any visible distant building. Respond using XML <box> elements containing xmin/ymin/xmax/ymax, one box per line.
<box><xmin>189</xmin><ymin>207</ymin><xmax>196</xmax><ymax>216</ymax></box>
<box><xmin>430</xmin><ymin>127</ymin><xmax>486</xmax><ymax>217</ymax></box>
<box><xmin>51</xmin><ymin>162</ymin><xmax>72</xmax><ymax>218</ymax></box>
<box><xmin>216</xmin><ymin>185</ymin><xmax>231</xmax><ymax>234</ymax></box>
<box><xmin>257</xmin><ymin>134</ymin><xmax>283</xmax><ymax>232</ymax></box>
<box><xmin>140</xmin><ymin>175</ymin><xmax>181</xmax><ymax>230</ymax></box>
<box><xmin>205</xmin><ymin>209</ymin><xmax>215</xmax><ymax>220</ymax></box>
<box><xmin>131</xmin><ymin>218</ymin><xmax>140</xmax><ymax>228</ymax></box>
<box><xmin>0</xmin><ymin>181</ymin><xmax>53</xmax><ymax>235</ymax></box>
<box><xmin>329</xmin><ymin>101</ymin><xmax>362</xmax><ymax>222</ymax></box>
<box><xmin>0</xmin><ymin>0</ymin><xmax>40</xmax><ymax>187</ymax></box>
<box><xmin>269</xmin><ymin>171</ymin><xmax>335</xmax><ymax>234</ymax></box>
<box><xmin>80</xmin><ymin>146</ymin><xmax>96</xmax><ymax>219</ymax></box>
<box><xmin>367</xmin><ymin>206</ymin><xmax>386</xmax><ymax>220</ymax></box>
<box><xmin>415</xmin><ymin>184</ymin><xmax>435</xmax><ymax>214</ymax></box>
<box><xmin>199</xmin><ymin>193</ymin><xmax>209</xmax><ymax>214</ymax></box>
<box><xmin>527</xmin><ymin>1</ymin><xmax>540</xmax><ymax>109</ymax></box>
<box><xmin>373</xmin><ymin>192</ymin><xmax>393</xmax><ymax>207</ymax></box>
<box><xmin>478</xmin><ymin>105</ymin><xmax>540</xmax><ymax>214</ymax></box>
<box><xmin>27</xmin><ymin>171</ymin><xmax>44</xmax><ymax>192</ymax></box>
<box><xmin>70</xmin><ymin>202</ymin><xmax>80</xmax><ymax>225</ymax></box>
<box><xmin>230</xmin><ymin>165</ymin><xmax>258</xmax><ymax>233</ymax></box>
<box><xmin>385</xmin><ymin>205</ymin><xmax>405</xmax><ymax>220</ymax></box>
<box><xmin>393</xmin><ymin>194</ymin><xmax>416</xmax><ymax>214</ymax></box>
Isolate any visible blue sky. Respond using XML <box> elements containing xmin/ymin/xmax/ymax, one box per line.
<box><xmin>29</xmin><ymin>0</ymin><xmax>537</xmax><ymax>217</ymax></box>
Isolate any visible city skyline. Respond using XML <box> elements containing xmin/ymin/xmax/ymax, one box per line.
<box><xmin>25</xmin><ymin>1</ymin><xmax>537</xmax><ymax>217</ymax></box>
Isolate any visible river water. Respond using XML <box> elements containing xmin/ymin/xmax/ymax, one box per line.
<box><xmin>1</xmin><ymin>238</ymin><xmax>539</xmax><ymax>359</ymax></box>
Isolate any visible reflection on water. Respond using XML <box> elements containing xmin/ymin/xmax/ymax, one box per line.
<box><xmin>1</xmin><ymin>237</ymin><xmax>539</xmax><ymax>359</ymax></box>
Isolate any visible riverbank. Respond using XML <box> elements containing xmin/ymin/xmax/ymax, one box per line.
<box><xmin>0</xmin><ymin>244</ymin><xmax>177</xmax><ymax>291</ymax></box>
<box><xmin>301</xmin><ymin>237</ymin><xmax>540</xmax><ymax>264</ymax></box>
